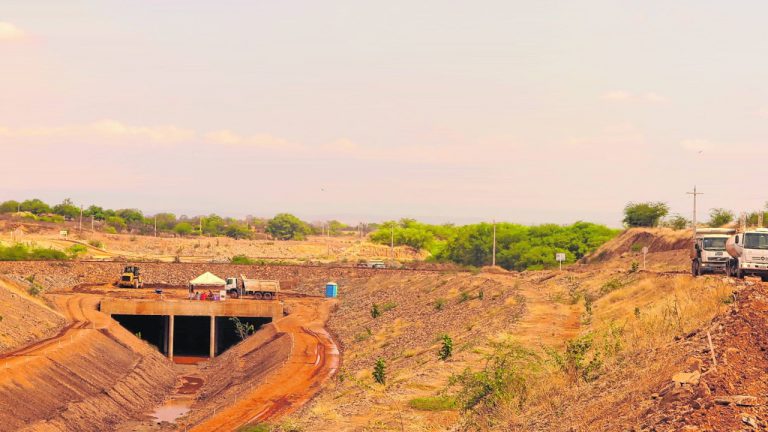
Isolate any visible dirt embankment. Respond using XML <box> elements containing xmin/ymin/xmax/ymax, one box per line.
<box><xmin>0</xmin><ymin>293</ymin><xmax>177</xmax><ymax>432</ymax></box>
<box><xmin>0</xmin><ymin>277</ymin><xmax>66</xmax><ymax>353</ymax></box>
<box><xmin>0</xmin><ymin>260</ymin><xmax>441</xmax><ymax>292</ymax></box>
<box><xmin>584</xmin><ymin>228</ymin><xmax>692</xmax><ymax>264</ymax></box>
<box><xmin>639</xmin><ymin>281</ymin><xmax>768</xmax><ymax>431</ymax></box>
<box><xmin>181</xmin><ymin>323</ymin><xmax>293</xmax><ymax>428</ymax></box>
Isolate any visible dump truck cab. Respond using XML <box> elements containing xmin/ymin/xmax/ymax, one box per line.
<box><xmin>691</xmin><ymin>228</ymin><xmax>734</xmax><ymax>276</ymax></box>
<box><xmin>118</xmin><ymin>265</ymin><xmax>143</xmax><ymax>288</ymax></box>
<box><xmin>726</xmin><ymin>228</ymin><xmax>768</xmax><ymax>280</ymax></box>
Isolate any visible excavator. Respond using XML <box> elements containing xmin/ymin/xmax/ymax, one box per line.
<box><xmin>117</xmin><ymin>265</ymin><xmax>143</xmax><ymax>288</ymax></box>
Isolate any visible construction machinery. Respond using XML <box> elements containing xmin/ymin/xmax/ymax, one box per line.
<box><xmin>690</xmin><ymin>228</ymin><xmax>735</xmax><ymax>276</ymax></box>
<box><xmin>225</xmin><ymin>275</ymin><xmax>280</xmax><ymax>300</ymax></box>
<box><xmin>117</xmin><ymin>265</ymin><xmax>143</xmax><ymax>288</ymax></box>
<box><xmin>725</xmin><ymin>228</ymin><xmax>768</xmax><ymax>280</ymax></box>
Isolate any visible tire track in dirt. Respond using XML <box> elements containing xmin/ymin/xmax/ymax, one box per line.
<box><xmin>190</xmin><ymin>298</ymin><xmax>340</xmax><ymax>431</ymax></box>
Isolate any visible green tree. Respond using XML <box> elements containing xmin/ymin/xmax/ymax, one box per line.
<box><xmin>665</xmin><ymin>214</ymin><xmax>690</xmax><ymax>230</ymax></box>
<box><xmin>53</xmin><ymin>198</ymin><xmax>80</xmax><ymax>220</ymax></box>
<box><xmin>116</xmin><ymin>208</ymin><xmax>144</xmax><ymax>224</ymax></box>
<box><xmin>622</xmin><ymin>202</ymin><xmax>669</xmax><ymax>227</ymax></box>
<box><xmin>173</xmin><ymin>222</ymin><xmax>193</xmax><ymax>236</ymax></box>
<box><xmin>225</xmin><ymin>221</ymin><xmax>251</xmax><ymax>239</ymax></box>
<box><xmin>327</xmin><ymin>220</ymin><xmax>348</xmax><ymax>236</ymax></box>
<box><xmin>438</xmin><ymin>334</ymin><xmax>453</xmax><ymax>361</ymax></box>
<box><xmin>0</xmin><ymin>200</ymin><xmax>20</xmax><ymax>213</ymax></box>
<box><xmin>153</xmin><ymin>213</ymin><xmax>178</xmax><ymax>231</ymax></box>
<box><xmin>84</xmin><ymin>205</ymin><xmax>106</xmax><ymax>220</ymax></box>
<box><xmin>105</xmin><ymin>216</ymin><xmax>127</xmax><ymax>232</ymax></box>
<box><xmin>266</xmin><ymin>213</ymin><xmax>311</xmax><ymax>240</ymax></box>
<box><xmin>373</xmin><ymin>358</ymin><xmax>387</xmax><ymax>384</ymax></box>
<box><xmin>19</xmin><ymin>198</ymin><xmax>52</xmax><ymax>215</ymax></box>
<box><xmin>708</xmin><ymin>208</ymin><xmax>734</xmax><ymax>227</ymax></box>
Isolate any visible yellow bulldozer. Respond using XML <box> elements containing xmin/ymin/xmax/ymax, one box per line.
<box><xmin>117</xmin><ymin>265</ymin><xmax>143</xmax><ymax>288</ymax></box>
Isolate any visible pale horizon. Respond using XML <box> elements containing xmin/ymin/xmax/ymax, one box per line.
<box><xmin>3</xmin><ymin>1</ymin><xmax>768</xmax><ymax>227</ymax></box>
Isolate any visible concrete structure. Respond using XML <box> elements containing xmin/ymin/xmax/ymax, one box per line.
<box><xmin>101</xmin><ymin>298</ymin><xmax>283</xmax><ymax>359</ymax></box>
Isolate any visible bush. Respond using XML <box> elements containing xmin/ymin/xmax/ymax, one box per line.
<box><xmin>88</xmin><ymin>239</ymin><xmax>104</xmax><ymax>248</ymax></box>
<box><xmin>373</xmin><ymin>358</ymin><xmax>387</xmax><ymax>384</ymax></box>
<box><xmin>408</xmin><ymin>396</ymin><xmax>457</xmax><ymax>411</ymax></box>
<box><xmin>173</xmin><ymin>222</ymin><xmax>193</xmax><ymax>236</ymax></box>
<box><xmin>66</xmin><ymin>244</ymin><xmax>88</xmax><ymax>258</ymax></box>
<box><xmin>546</xmin><ymin>332</ymin><xmax>603</xmax><ymax>383</ymax></box>
<box><xmin>708</xmin><ymin>208</ymin><xmax>735</xmax><ymax>227</ymax></box>
<box><xmin>232</xmin><ymin>254</ymin><xmax>255</xmax><ymax>265</ymax></box>
<box><xmin>104</xmin><ymin>226</ymin><xmax>117</xmax><ymax>234</ymax></box>
<box><xmin>438</xmin><ymin>334</ymin><xmax>453</xmax><ymax>361</ymax></box>
<box><xmin>371</xmin><ymin>303</ymin><xmax>381</xmax><ymax>319</ymax></box>
<box><xmin>0</xmin><ymin>244</ymin><xmax>68</xmax><ymax>261</ymax></box>
<box><xmin>434</xmin><ymin>298</ymin><xmax>446</xmax><ymax>310</ymax></box>
<box><xmin>623</xmin><ymin>202</ymin><xmax>669</xmax><ymax>227</ymax></box>
<box><xmin>451</xmin><ymin>341</ymin><xmax>539</xmax><ymax>412</ymax></box>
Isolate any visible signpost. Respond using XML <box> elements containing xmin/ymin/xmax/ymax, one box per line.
<box><xmin>642</xmin><ymin>246</ymin><xmax>649</xmax><ymax>270</ymax></box>
<box><xmin>556</xmin><ymin>253</ymin><xmax>566</xmax><ymax>271</ymax></box>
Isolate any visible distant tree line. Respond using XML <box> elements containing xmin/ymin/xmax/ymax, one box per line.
<box><xmin>623</xmin><ymin>201</ymin><xmax>768</xmax><ymax>230</ymax></box>
<box><xmin>369</xmin><ymin>219</ymin><xmax>620</xmax><ymax>271</ymax></box>
<box><xmin>0</xmin><ymin>198</ymin><xmax>369</xmax><ymax>241</ymax></box>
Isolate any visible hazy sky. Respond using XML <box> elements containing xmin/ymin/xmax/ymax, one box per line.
<box><xmin>2</xmin><ymin>1</ymin><xmax>768</xmax><ymax>226</ymax></box>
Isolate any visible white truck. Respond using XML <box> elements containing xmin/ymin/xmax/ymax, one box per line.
<box><xmin>225</xmin><ymin>275</ymin><xmax>280</xmax><ymax>300</ymax></box>
<box><xmin>690</xmin><ymin>228</ymin><xmax>735</xmax><ymax>276</ymax></box>
<box><xmin>725</xmin><ymin>228</ymin><xmax>768</xmax><ymax>280</ymax></box>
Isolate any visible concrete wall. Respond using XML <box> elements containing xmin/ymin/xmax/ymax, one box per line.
<box><xmin>100</xmin><ymin>297</ymin><xmax>283</xmax><ymax>319</ymax></box>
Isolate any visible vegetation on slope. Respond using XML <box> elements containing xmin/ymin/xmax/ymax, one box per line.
<box><xmin>370</xmin><ymin>219</ymin><xmax>620</xmax><ymax>270</ymax></box>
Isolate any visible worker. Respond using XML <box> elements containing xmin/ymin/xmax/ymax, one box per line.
<box><xmin>200</xmin><ymin>291</ymin><xmax>207</xmax><ymax>301</ymax></box>
<box><xmin>207</xmin><ymin>290</ymin><xmax>214</xmax><ymax>301</ymax></box>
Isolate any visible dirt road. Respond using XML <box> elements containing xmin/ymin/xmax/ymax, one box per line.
<box><xmin>191</xmin><ymin>298</ymin><xmax>340</xmax><ymax>431</ymax></box>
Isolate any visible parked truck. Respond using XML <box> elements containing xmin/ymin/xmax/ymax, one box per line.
<box><xmin>117</xmin><ymin>265</ymin><xmax>143</xmax><ymax>288</ymax></box>
<box><xmin>725</xmin><ymin>228</ymin><xmax>768</xmax><ymax>280</ymax></box>
<box><xmin>225</xmin><ymin>275</ymin><xmax>280</xmax><ymax>300</ymax></box>
<box><xmin>690</xmin><ymin>228</ymin><xmax>735</xmax><ymax>276</ymax></box>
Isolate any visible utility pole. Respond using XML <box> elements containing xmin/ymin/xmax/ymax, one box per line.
<box><xmin>154</xmin><ymin>216</ymin><xmax>157</xmax><ymax>237</ymax></box>
<box><xmin>79</xmin><ymin>205</ymin><xmax>83</xmax><ymax>232</ymax></box>
<box><xmin>390</xmin><ymin>225</ymin><xmax>394</xmax><ymax>262</ymax></box>
<box><xmin>492</xmin><ymin>220</ymin><xmax>497</xmax><ymax>267</ymax></box>
<box><xmin>687</xmin><ymin>186</ymin><xmax>703</xmax><ymax>238</ymax></box>
<box><xmin>91</xmin><ymin>215</ymin><xmax>94</xmax><ymax>231</ymax></box>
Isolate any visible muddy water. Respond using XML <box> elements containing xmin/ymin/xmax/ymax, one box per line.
<box><xmin>150</xmin><ymin>372</ymin><xmax>205</xmax><ymax>424</ymax></box>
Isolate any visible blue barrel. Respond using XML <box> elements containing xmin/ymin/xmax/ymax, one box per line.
<box><xmin>325</xmin><ymin>282</ymin><xmax>338</xmax><ymax>298</ymax></box>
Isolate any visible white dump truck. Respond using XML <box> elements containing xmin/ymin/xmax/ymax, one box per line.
<box><xmin>225</xmin><ymin>275</ymin><xmax>280</xmax><ymax>300</ymax></box>
<box><xmin>690</xmin><ymin>228</ymin><xmax>735</xmax><ymax>276</ymax></box>
<box><xmin>725</xmin><ymin>228</ymin><xmax>768</xmax><ymax>280</ymax></box>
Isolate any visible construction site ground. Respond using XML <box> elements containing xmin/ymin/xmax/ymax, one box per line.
<box><xmin>0</xmin><ymin>228</ymin><xmax>766</xmax><ymax>431</ymax></box>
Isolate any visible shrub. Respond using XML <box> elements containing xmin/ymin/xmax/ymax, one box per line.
<box><xmin>232</xmin><ymin>254</ymin><xmax>255</xmax><ymax>265</ymax></box>
<box><xmin>104</xmin><ymin>226</ymin><xmax>117</xmax><ymax>234</ymax></box>
<box><xmin>708</xmin><ymin>208</ymin><xmax>735</xmax><ymax>227</ymax></box>
<box><xmin>88</xmin><ymin>239</ymin><xmax>104</xmax><ymax>248</ymax></box>
<box><xmin>630</xmin><ymin>261</ymin><xmax>639</xmax><ymax>273</ymax></box>
<box><xmin>371</xmin><ymin>303</ymin><xmax>381</xmax><ymax>319</ymax></box>
<box><xmin>451</xmin><ymin>340</ymin><xmax>539</xmax><ymax>412</ymax></box>
<box><xmin>373</xmin><ymin>358</ymin><xmax>387</xmax><ymax>384</ymax></box>
<box><xmin>408</xmin><ymin>396</ymin><xmax>457</xmax><ymax>411</ymax></box>
<box><xmin>459</xmin><ymin>291</ymin><xmax>471</xmax><ymax>303</ymax></box>
<box><xmin>438</xmin><ymin>334</ymin><xmax>453</xmax><ymax>361</ymax></box>
<box><xmin>380</xmin><ymin>301</ymin><xmax>397</xmax><ymax>312</ymax></box>
<box><xmin>67</xmin><ymin>244</ymin><xmax>88</xmax><ymax>258</ymax></box>
<box><xmin>229</xmin><ymin>317</ymin><xmax>255</xmax><ymax>340</ymax></box>
<box><xmin>546</xmin><ymin>332</ymin><xmax>603</xmax><ymax>383</ymax></box>
<box><xmin>434</xmin><ymin>298</ymin><xmax>446</xmax><ymax>310</ymax></box>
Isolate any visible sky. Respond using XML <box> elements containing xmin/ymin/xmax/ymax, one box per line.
<box><xmin>2</xmin><ymin>1</ymin><xmax>768</xmax><ymax>227</ymax></box>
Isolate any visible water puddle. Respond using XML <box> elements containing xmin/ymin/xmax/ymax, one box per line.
<box><xmin>150</xmin><ymin>374</ymin><xmax>204</xmax><ymax>424</ymax></box>
<box><xmin>151</xmin><ymin>402</ymin><xmax>191</xmax><ymax>423</ymax></box>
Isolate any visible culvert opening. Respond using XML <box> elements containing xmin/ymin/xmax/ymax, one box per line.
<box><xmin>215</xmin><ymin>317</ymin><xmax>272</xmax><ymax>355</ymax></box>
<box><xmin>174</xmin><ymin>315</ymin><xmax>211</xmax><ymax>357</ymax></box>
<box><xmin>112</xmin><ymin>314</ymin><xmax>168</xmax><ymax>354</ymax></box>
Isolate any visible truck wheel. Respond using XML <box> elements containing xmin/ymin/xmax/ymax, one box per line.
<box><xmin>254</xmin><ymin>292</ymin><xmax>263</xmax><ymax>300</ymax></box>
<box><xmin>229</xmin><ymin>290</ymin><xmax>239</xmax><ymax>299</ymax></box>
<box><xmin>736</xmin><ymin>267</ymin><xmax>744</xmax><ymax>279</ymax></box>
<box><xmin>263</xmin><ymin>292</ymin><xmax>272</xmax><ymax>300</ymax></box>
<box><xmin>691</xmin><ymin>261</ymin><xmax>698</xmax><ymax>277</ymax></box>
<box><xmin>133</xmin><ymin>281</ymin><xmax>138</xmax><ymax>289</ymax></box>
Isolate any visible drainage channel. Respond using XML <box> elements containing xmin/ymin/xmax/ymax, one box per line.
<box><xmin>151</xmin><ymin>365</ymin><xmax>205</xmax><ymax>425</ymax></box>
